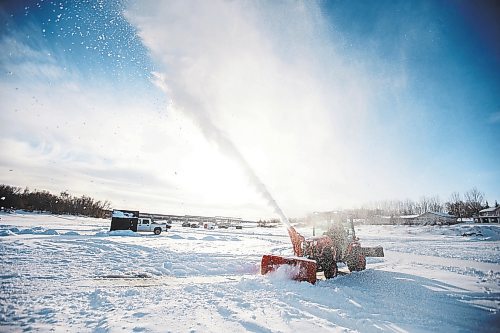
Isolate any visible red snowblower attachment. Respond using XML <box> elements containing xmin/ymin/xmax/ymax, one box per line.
<box><xmin>260</xmin><ymin>227</ymin><xmax>318</xmax><ymax>284</ymax></box>
<box><xmin>260</xmin><ymin>254</ymin><xmax>317</xmax><ymax>284</ymax></box>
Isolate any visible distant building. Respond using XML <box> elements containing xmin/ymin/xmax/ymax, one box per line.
<box><xmin>474</xmin><ymin>207</ymin><xmax>500</xmax><ymax>223</ymax></box>
<box><xmin>413</xmin><ymin>212</ymin><xmax>458</xmax><ymax>225</ymax></box>
<box><xmin>394</xmin><ymin>214</ymin><xmax>420</xmax><ymax>225</ymax></box>
<box><xmin>391</xmin><ymin>212</ymin><xmax>457</xmax><ymax>225</ymax></box>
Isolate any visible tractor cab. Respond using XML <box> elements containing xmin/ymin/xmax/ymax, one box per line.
<box><xmin>324</xmin><ymin>218</ymin><xmax>358</xmax><ymax>240</ymax></box>
<box><xmin>345</xmin><ymin>218</ymin><xmax>357</xmax><ymax>239</ymax></box>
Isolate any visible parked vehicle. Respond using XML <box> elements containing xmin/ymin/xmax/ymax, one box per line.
<box><xmin>110</xmin><ymin>210</ymin><xmax>170</xmax><ymax>235</ymax></box>
<box><xmin>203</xmin><ymin>222</ymin><xmax>215</xmax><ymax>229</ymax></box>
<box><xmin>137</xmin><ymin>217</ymin><xmax>171</xmax><ymax>235</ymax></box>
<box><xmin>182</xmin><ymin>221</ymin><xmax>191</xmax><ymax>227</ymax></box>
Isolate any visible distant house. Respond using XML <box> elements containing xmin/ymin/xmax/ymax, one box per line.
<box><xmin>474</xmin><ymin>207</ymin><xmax>500</xmax><ymax>223</ymax></box>
<box><xmin>415</xmin><ymin>212</ymin><xmax>458</xmax><ymax>225</ymax></box>
<box><xmin>394</xmin><ymin>212</ymin><xmax>457</xmax><ymax>225</ymax></box>
<box><xmin>396</xmin><ymin>214</ymin><xmax>420</xmax><ymax>225</ymax></box>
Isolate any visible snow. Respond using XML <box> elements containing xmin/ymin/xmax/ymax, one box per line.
<box><xmin>480</xmin><ymin>207</ymin><xmax>499</xmax><ymax>213</ymax></box>
<box><xmin>111</xmin><ymin>210</ymin><xmax>136</xmax><ymax>218</ymax></box>
<box><xmin>0</xmin><ymin>212</ymin><xmax>499</xmax><ymax>332</ymax></box>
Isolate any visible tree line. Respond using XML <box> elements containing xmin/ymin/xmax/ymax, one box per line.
<box><xmin>0</xmin><ymin>184</ymin><xmax>111</xmax><ymax>218</ymax></box>
<box><xmin>357</xmin><ymin>187</ymin><xmax>497</xmax><ymax>219</ymax></box>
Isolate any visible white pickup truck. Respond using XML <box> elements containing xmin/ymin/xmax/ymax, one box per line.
<box><xmin>137</xmin><ymin>217</ymin><xmax>171</xmax><ymax>235</ymax></box>
<box><xmin>110</xmin><ymin>210</ymin><xmax>171</xmax><ymax>235</ymax></box>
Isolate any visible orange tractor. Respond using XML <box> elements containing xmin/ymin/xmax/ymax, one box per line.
<box><xmin>261</xmin><ymin>219</ymin><xmax>384</xmax><ymax>284</ymax></box>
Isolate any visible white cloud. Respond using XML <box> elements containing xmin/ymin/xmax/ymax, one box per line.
<box><xmin>0</xmin><ymin>31</ymin><xmax>72</xmax><ymax>81</ymax></box>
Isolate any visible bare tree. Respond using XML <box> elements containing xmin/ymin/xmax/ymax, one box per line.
<box><xmin>446</xmin><ymin>192</ymin><xmax>464</xmax><ymax>219</ymax></box>
<box><xmin>417</xmin><ymin>196</ymin><xmax>430</xmax><ymax>214</ymax></box>
<box><xmin>464</xmin><ymin>187</ymin><xmax>484</xmax><ymax>217</ymax></box>
<box><xmin>404</xmin><ymin>199</ymin><xmax>416</xmax><ymax>215</ymax></box>
<box><xmin>428</xmin><ymin>196</ymin><xmax>443</xmax><ymax>212</ymax></box>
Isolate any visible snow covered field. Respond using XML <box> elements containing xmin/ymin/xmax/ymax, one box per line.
<box><xmin>1</xmin><ymin>212</ymin><xmax>499</xmax><ymax>332</ymax></box>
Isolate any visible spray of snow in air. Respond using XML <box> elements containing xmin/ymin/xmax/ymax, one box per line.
<box><xmin>127</xmin><ymin>0</ymin><xmax>380</xmax><ymax>218</ymax></box>
<box><xmin>152</xmin><ymin>73</ymin><xmax>291</xmax><ymax>228</ymax></box>
<box><xmin>126</xmin><ymin>0</ymin><xmax>358</xmax><ymax>227</ymax></box>
<box><xmin>126</xmin><ymin>0</ymin><xmax>337</xmax><ymax>229</ymax></box>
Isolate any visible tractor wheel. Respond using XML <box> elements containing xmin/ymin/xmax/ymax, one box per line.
<box><xmin>154</xmin><ymin>228</ymin><xmax>161</xmax><ymax>235</ymax></box>
<box><xmin>357</xmin><ymin>255</ymin><xmax>366</xmax><ymax>271</ymax></box>
<box><xmin>321</xmin><ymin>248</ymin><xmax>338</xmax><ymax>279</ymax></box>
<box><xmin>347</xmin><ymin>253</ymin><xmax>366</xmax><ymax>272</ymax></box>
<box><xmin>324</xmin><ymin>261</ymin><xmax>338</xmax><ymax>279</ymax></box>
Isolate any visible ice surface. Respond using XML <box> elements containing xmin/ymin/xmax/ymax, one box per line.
<box><xmin>0</xmin><ymin>212</ymin><xmax>499</xmax><ymax>332</ymax></box>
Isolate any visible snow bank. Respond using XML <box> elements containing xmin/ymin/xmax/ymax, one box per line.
<box><xmin>456</xmin><ymin>225</ymin><xmax>500</xmax><ymax>241</ymax></box>
<box><xmin>0</xmin><ymin>229</ymin><xmax>16</xmax><ymax>236</ymax></box>
<box><xmin>168</xmin><ymin>234</ymin><xmax>184</xmax><ymax>240</ymax></box>
<box><xmin>418</xmin><ymin>224</ymin><xmax>500</xmax><ymax>241</ymax></box>
<box><xmin>0</xmin><ymin>226</ymin><xmax>59</xmax><ymax>236</ymax></box>
<box><xmin>111</xmin><ymin>210</ymin><xmax>136</xmax><ymax>218</ymax></box>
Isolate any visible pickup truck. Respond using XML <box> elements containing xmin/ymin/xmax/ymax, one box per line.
<box><xmin>137</xmin><ymin>217</ymin><xmax>171</xmax><ymax>235</ymax></box>
<box><xmin>110</xmin><ymin>210</ymin><xmax>171</xmax><ymax>235</ymax></box>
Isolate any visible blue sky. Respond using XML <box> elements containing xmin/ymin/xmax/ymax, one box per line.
<box><xmin>0</xmin><ymin>0</ymin><xmax>499</xmax><ymax>218</ymax></box>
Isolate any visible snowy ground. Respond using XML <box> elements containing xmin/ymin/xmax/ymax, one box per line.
<box><xmin>1</xmin><ymin>212</ymin><xmax>499</xmax><ymax>332</ymax></box>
